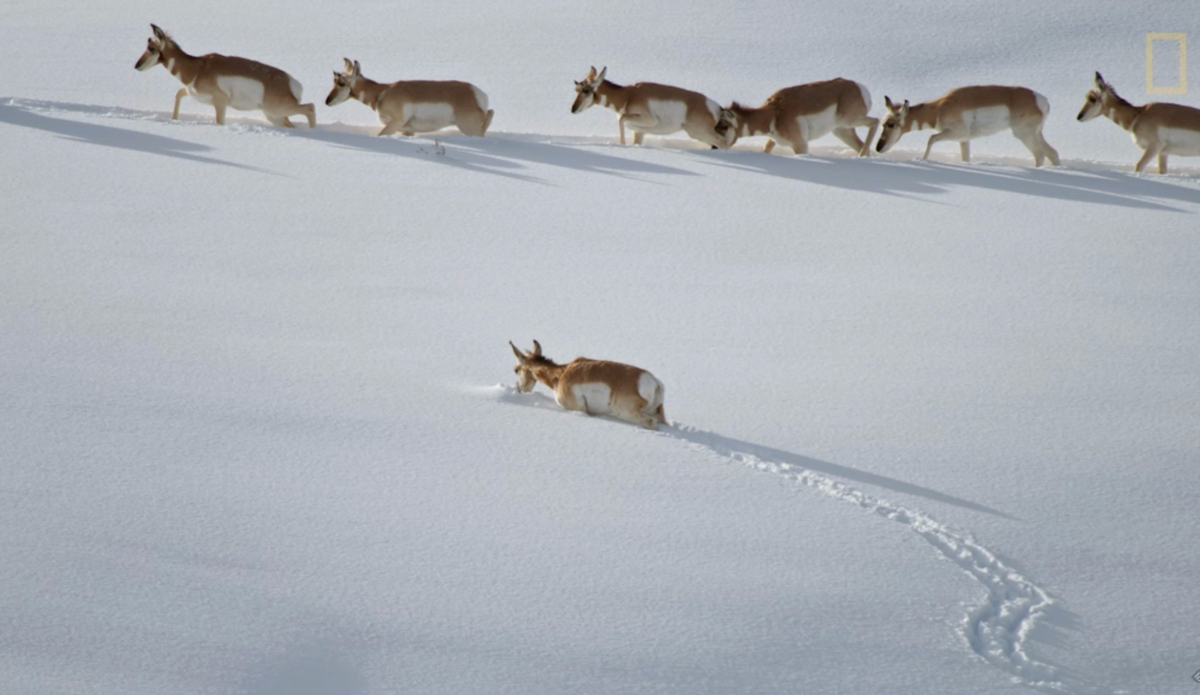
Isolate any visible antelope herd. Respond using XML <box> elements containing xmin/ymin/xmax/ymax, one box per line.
<box><xmin>131</xmin><ymin>25</ymin><xmax>1200</xmax><ymax>429</ymax></box>
<box><xmin>135</xmin><ymin>25</ymin><xmax>1200</xmax><ymax>173</ymax></box>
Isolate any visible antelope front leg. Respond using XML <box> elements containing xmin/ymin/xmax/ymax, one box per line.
<box><xmin>1134</xmin><ymin>146</ymin><xmax>1161</xmax><ymax>173</ymax></box>
<box><xmin>618</xmin><ymin>113</ymin><xmax>656</xmax><ymax>146</ymax></box>
<box><xmin>922</xmin><ymin>130</ymin><xmax>955</xmax><ymax>160</ymax></box>
<box><xmin>213</xmin><ymin>100</ymin><xmax>228</xmax><ymax>126</ymax></box>
<box><xmin>172</xmin><ymin>88</ymin><xmax>187</xmax><ymax>120</ymax></box>
<box><xmin>1158</xmin><ymin>154</ymin><xmax>1169</xmax><ymax>174</ymax></box>
<box><xmin>959</xmin><ymin>141</ymin><xmax>970</xmax><ymax>162</ymax></box>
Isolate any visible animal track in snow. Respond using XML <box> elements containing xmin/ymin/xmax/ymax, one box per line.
<box><xmin>663</xmin><ymin>422</ymin><xmax>1115</xmax><ymax>694</ymax></box>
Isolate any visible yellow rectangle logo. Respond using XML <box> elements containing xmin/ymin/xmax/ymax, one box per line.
<box><xmin>1146</xmin><ymin>32</ymin><xmax>1187</xmax><ymax>94</ymax></box>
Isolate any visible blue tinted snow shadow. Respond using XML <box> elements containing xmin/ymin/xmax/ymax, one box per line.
<box><xmin>0</xmin><ymin>99</ymin><xmax>277</xmax><ymax>174</ymax></box>
<box><xmin>293</xmin><ymin>126</ymin><xmax>699</xmax><ymax>182</ymax></box>
<box><xmin>493</xmin><ymin>386</ymin><xmax>1015</xmax><ymax>520</ymax></box>
<box><xmin>702</xmin><ymin>148</ymin><xmax>1200</xmax><ymax>210</ymax></box>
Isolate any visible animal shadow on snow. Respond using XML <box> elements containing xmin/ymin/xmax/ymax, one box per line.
<box><xmin>451</xmin><ymin>133</ymin><xmax>700</xmax><ymax>180</ymax></box>
<box><xmin>298</xmin><ymin>126</ymin><xmax>698</xmax><ymax>182</ymax></box>
<box><xmin>497</xmin><ymin>386</ymin><xmax>1014</xmax><ymax>520</ymax></box>
<box><xmin>292</xmin><ymin>125</ymin><xmax>548</xmax><ymax>184</ymax></box>
<box><xmin>0</xmin><ymin>99</ymin><xmax>277</xmax><ymax>173</ymax></box>
<box><xmin>707</xmin><ymin>149</ymin><xmax>1200</xmax><ymax>211</ymax></box>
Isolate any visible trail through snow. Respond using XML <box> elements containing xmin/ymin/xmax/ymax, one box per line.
<box><xmin>494</xmin><ymin>385</ymin><xmax>1118</xmax><ymax>695</ymax></box>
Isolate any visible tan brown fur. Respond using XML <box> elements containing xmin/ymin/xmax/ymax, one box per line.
<box><xmin>876</xmin><ymin>85</ymin><xmax>1059</xmax><ymax>166</ymax></box>
<box><xmin>134</xmin><ymin>25</ymin><xmax>315</xmax><ymax>128</ymax></box>
<box><xmin>510</xmin><ymin>341</ymin><xmax>667</xmax><ymax>430</ymax></box>
<box><xmin>1078</xmin><ymin>72</ymin><xmax>1200</xmax><ymax>174</ymax></box>
<box><xmin>571</xmin><ymin>66</ymin><xmax>733</xmax><ymax>149</ymax></box>
<box><xmin>723</xmin><ymin>78</ymin><xmax>878</xmax><ymax>156</ymax></box>
<box><xmin>327</xmin><ymin>59</ymin><xmax>493</xmax><ymax>137</ymax></box>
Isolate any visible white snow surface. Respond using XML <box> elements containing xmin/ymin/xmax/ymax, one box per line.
<box><xmin>3</xmin><ymin>1</ymin><xmax>1200</xmax><ymax>694</ymax></box>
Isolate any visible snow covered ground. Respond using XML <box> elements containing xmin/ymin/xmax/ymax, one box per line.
<box><xmin>2</xmin><ymin>1</ymin><xmax>1199</xmax><ymax>694</ymax></box>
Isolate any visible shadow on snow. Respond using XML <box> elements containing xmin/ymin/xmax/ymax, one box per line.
<box><xmin>495</xmin><ymin>386</ymin><xmax>1015</xmax><ymax>520</ymax></box>
<box><xmin>700</xmin><ymin>148</ymin><xmax>1200</xmax><ymax>211</ymax></box>
<box><xmin>7</xmin><ymin>97</ymin><xmax>1198</xmax><ymax>210</ymax></box>
<box><xmin>0</xmin><ymin>99</ymin><xmax>279</xmax><ymax>174</ymax></box>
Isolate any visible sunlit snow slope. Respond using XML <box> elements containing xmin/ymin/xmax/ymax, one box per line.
<box><xmin>2</xmin><ymin>1</ymin><xmax>1199</xmax><ymax>694</ymax></box>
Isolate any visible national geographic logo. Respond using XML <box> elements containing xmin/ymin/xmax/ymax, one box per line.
<box><xmin>1146</xmin><ymin>33</ymin><xmax>1187</xmax><ymax>94</ymax></box>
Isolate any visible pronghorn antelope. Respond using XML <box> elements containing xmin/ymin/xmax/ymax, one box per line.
<box><xmin>509</xmin><ymin>340</ymin><xmax>667</xmax><ymax>430</ymax></box>
<box><xmin>1078</xmin><ymin>72</ymin><xmax>1200</xmax><ymax>174</ymax></box>
<box><xmin>326</xmin><ymin>59</ymin><xmax>494</xmax><ymax>137</ymax></box>
<box><xmin>571</xmin><ymin>66</ymin><xmax>735</xmax><ymax>149</ymax></box>
<box><xmin>875</xmin><ymin>86</ymin><xmax>1060</xmax><ymax>166</ymax></box>
<box><xmin>134</xmin><ymin>24</ymin><xmax>315</xmax><ymax>128</ymax></box>
<box><xmin>721</xmin><ymin>78</ymin><xmax>879</xmax><ymax>156</ymax></box>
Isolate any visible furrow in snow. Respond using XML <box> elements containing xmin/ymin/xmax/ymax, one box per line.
<box><xmin>663</xmin><ymin>422</ymin><xmax>1106</xmax><ymax>695</ymax></box>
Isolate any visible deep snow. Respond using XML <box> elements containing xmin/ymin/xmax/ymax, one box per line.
<box><xmin>3</xmin><ymin>1</ymin><xmax>1200</xmax><ymax>694</ymax></box>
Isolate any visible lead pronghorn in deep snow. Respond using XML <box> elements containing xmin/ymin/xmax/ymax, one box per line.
<box><xmin>509</xmin><ymin>341</ymin><xmax>667</xmax><ymax>430</ymax></box>
<box><xmin>326</xmin><ymin>59</ymin><xmax>494</xmax><ymax>137</ymax></box>
<box><xmin>720</xmin><ymin>78</ymin><xmax>880</xmax><ymax>156</ymax></box>
<box><xmin>571</xmin><ymin>66</ymin><xmax>735</xmax><ymax>149</ymax></box>
<box><xmin>875</xmin><ymin>86</ymin><xmax>1060</xmax><ymax>166</ymax></box>
<box><xmin>134</xmin><ymin>24</ymin><xmax>315</xmax><ymax>128</ymax></box>
<box><xmin>1078</xmin><ymin>72</ymin><xmax>1200</xmax><ymax>174</ymax></box>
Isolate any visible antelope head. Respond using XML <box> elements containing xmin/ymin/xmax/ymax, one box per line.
<box><xmin>135</xmin><ymin>24</ymin><xmax>172</xmax><ymax>71</ymax></box>
<box><xmin>327</xmin><ymin>58</ymin><xmax>362</xmax><ymax>106</ymax></box>
<box><xmin>509</xmin><ymin>340</ymin><xmax>547</xmax><ymax>392</ymax></box>
<box><xmin>1077</xmin><ymin>71</ymin><xmax>1113</xmax><ymax>122</ymax></box>
<box><xmin>571</xmin><ymin>66</ymin><xmax>607</xmax><ymax>114</ymax></box>
<box><xmin>875</xmin><ymin>96</ymin><xmax>910</xmax><ymax>153</ymax></box>
<box><xmin>715</xmin><ymin>103</ymin><xmax>744</xmax><ymax>144</ymax></box>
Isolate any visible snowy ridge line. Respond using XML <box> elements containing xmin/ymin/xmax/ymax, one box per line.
<box><xmin>6</xmin><ymin>96</ymin><xmax>1200</xmax><ymax>177</ymax></box>
<box><xmin>661</xmin><ymin>422</ymin><xmax>1109</xmax><ymax>695</ymax></box>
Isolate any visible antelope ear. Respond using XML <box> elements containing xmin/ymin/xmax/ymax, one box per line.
<box><xmin>509</xmin><ymin>341</ymin><xmax>526</xmax><ymax>363</ymax></box>
<box><xmin>884</xmin><ymin>95</ymin><xmax>894</xmax><ymax>110</ymax></box>
<box><xmin>150</xmin><ymin>24</ymin><xmax>167</xmax><ymax>40</ymax></box>
<box><xmin>585</xmin><ymin>66</ymin><xmax>597</xmax><ymax>80</ymax></box>
<box><xmin>353</xmin><ymin>60</ymin><xmax>361</xmax><ymax>76</ymax></box>
<box><xmin>596</xmin><ymin>66</ymin><xmax>607</xmax><ymax>83</ymax></box>
<box><xmin>531</xmin><ymin>340</ymin><xmax>543</xmax><ymax>357</ymax></box>
<box><xmin>333</xmin><ymin>70</ymin><xmax>341</xmax><ymax>79</ymax></box>
<box><xmin>902</xmin><ymin>99</ymin><xmax>910</xmax><ymax>113</ymax></box>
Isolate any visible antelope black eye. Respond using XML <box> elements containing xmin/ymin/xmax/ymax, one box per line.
<box><xmin>1088</xmin><ymin>96</ymin><xmax>1096</xmax><ymax>103</ymax></box>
